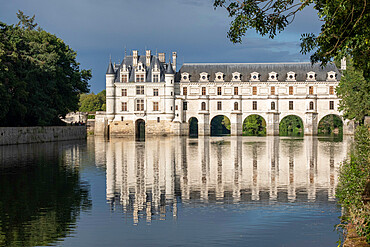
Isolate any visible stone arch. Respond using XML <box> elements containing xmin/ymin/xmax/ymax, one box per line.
<box><xmin>318</xmin><ymin>114</ymin><xmax>343</xmax><ymax>135</ymax></box>
<box><xmin>135</xmin><ymin>119</ymin><xmax>145</xmax><ymax>140</ymax></box>
<box><xmin>279</xmin><ymin>115</ymin><xmax>304</xmax><ymax>136</ymax></box>
<box><xmin>210</xmin><ymin>115</ymin><xmax>231</xmax><ymax>136</ymax></box>
<box><xmin>242</xmin><ymin>114</ymin><xmax>266</xmax><ymax>136</ymax></box>
<box><xmin>188</xmin><ymin>117</ymin><xmax>199</xmax><ymax>137</ymax></box>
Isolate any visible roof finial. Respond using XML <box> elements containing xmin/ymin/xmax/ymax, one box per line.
<box><xmin>124</xmin><ymin>46</ymin><xmax>126</xmax><ymax>57</ymax></box>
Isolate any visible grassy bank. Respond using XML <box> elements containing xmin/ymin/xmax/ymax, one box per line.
<box><xmin>336</xmin><ymin>125</ymin><xmax>370</xmax><ymax>245</ymax></box>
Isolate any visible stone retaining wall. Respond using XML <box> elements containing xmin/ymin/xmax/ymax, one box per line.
<box><xmin>0</xmin><ymin>126</ymin><xmax>87</xmax><ymax>145</ymax></box>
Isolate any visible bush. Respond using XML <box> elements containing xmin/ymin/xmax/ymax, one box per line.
<box><xmin>336</xmin><ymin>125</ymin><xmax>370</xmax><ymax>243</ymax></box>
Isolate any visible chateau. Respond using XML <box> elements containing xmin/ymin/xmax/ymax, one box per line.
<box><xmin>95</xmin><ymin>50</ymin><xmax>354</xmax><ymax>137</ymax></box>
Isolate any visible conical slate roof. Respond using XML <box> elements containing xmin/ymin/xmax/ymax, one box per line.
<box><xmin>106</xmin><ymin>60</ymin><xmax>115</xmax><ymax>74</ymax></box>
<box><xmin>165</xmin><ymin>62</ymin><xmax>175</xmax><ymax>74</ymax></box>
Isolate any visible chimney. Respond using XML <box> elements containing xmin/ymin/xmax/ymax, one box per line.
<box><xmin>172</xmin><ymin>52</ymin><xmax>177</xmax><ymax>71</ymax></box>
<box><xmin>158</xmin><ymin>52</ymin><xmax>165</xmax><ymax>63</ymax></box>
<box><xmin>133</xmin><ymin>50</ymin><xmax>138</xmax><ymax>67</ymax></box>
<box><xmin>341</xmin><ymin>57</ymin><xmax>346</xmax><ymax>70</ymax></box>
<box><xmin>146</xmin><ymin>50</ymin><xmax>151</xmax><ymax>67</ymax></box>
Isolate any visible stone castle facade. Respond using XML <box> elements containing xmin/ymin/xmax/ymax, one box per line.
<box><xmin>94</xmin><ymin>50</ymin><xmax>354</xmax><ymax>137</ymax></box>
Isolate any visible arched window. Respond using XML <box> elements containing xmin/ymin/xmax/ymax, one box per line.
<box><xmin>309</xmin><ymin>101</ymin><xmax>314</xmax><ymax>110</ymax></box>
<box><xmin>201</xmin><ymin>102</ymin><xmax>206</xmax><ymax>111</ymax></box>
<box><xmin>271</xmin><ymin>102</ymin><xmax>275</xmax><ymax>110</ymax></box>
<box><xmin>234</xmin><ymin>102</ymin><xmax>238</xmax><ymax>110</ymax></box>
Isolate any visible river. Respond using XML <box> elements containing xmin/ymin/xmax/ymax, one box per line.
<box><xmin>0</xmin><ymin>136</ymin><xmax>352</xmax><ymax>246</ymax></box>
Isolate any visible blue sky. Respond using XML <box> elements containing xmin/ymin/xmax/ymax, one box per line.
<box><xmin>1</xmin><ymin>0</ymin><xmax>322</xmax><ymax>93</ymax></box>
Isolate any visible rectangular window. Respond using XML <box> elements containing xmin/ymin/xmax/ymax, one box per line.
<box><xmin>121</xmin><ymin>88</ymin><xmax>127</xmax><ymax>96</ymax></box>
<box><xmin>153</xmin><ymin>88</ymin><xmax>159</xmax><ymax>96</ymax></box>
<box><xmin>175</xmin><ymin>105</ymin><xmax>178</xmax><ymax>110</ymax></box>
<box><xmin>183</xmin><ymin>87</ymin><xmax>187</xmax><ymax>95</ymax></box>
<box><xmin>136</xmin><ymin>86</ymin><xmax>144</xmax><ymax>95</ymax></box>
<box><xmin>202</xmin><ymin>87</ymin><xmax>206</xmax><ymax>95</ymax></box>
<box><xmin>121</xmin><ymin>74</ymin><xmax>128</xmax><ymax>83</ymax></box>
<box><xmin>252</xmin><ymin>101</ymin><xmax>257</xmax><ymax>110</ymax></box>
<box><xmin>289</xmin><ymin>101</ymin><xmax>293</xmax><ymax>110</ymax></box>
<box><xmin>289</xmin><ymin>86</ymin><xmax>293</xmax><ymax>95</ymax></box>
<box><xmin>253</xmin><ymin>86</ymin><xmax>257</xmax><ymax>95</ymax></box>
<box><xmin>136</xmin><ymin>74</ymin><xmax>145</xmax><ymax>82</ymax></box>
<box><xmin>183</xmin><ymin>101</ymin><xmax>188</xmax><ymax>110</ymax></box>
<box><xmin>121</xmin><ymin>102</ymin><xmax>127</xmax><ymax>111</ymax></box>
<box><xmin>309</xmin><ymin>86</ymin><xmax>313</xmax><ymax>95</ymax></box>
<box><xmin>135</xmin><ymin>99</ymin><xmax>144</xmax><ymax>111</ymax></box>
<box><xmin>217</xmin><ymin>87</ymin><xmax>222</xmax><ymax>95</ymax></box>
<box><xmin>329</xmin><ymin>101</ymin><xmax>334</xmax><ymax>110</ymax></box>
<box><xmin>153</xmin><ymin>102</ymin><xmax>159</xmax><ymax>111</ymax></box>
<box><xmin>329</xmin><ymin>86</ymin><xmax>334</xmax><ymax>95</ymax></box>
<box><xmin>153</xmin><ymin>74</ymin><xmax>159</xmax><ymax>82</ymax></box>
<box><xmin>271</xmin><ymin>86</ymin><xmax>275</xmax><ymax>95</ymax></box>
<box><xmin>234</xmin><ymin>87</ymin><xmax>238</xmax><ymax>95</ymax></box>
<box><xmin>217</xmin><ymin>101</ymin><xmax>222</xmax><ymax>110</ymax></box>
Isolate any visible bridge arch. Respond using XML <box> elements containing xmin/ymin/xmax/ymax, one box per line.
<box><xmin>242</xmin><ymin>114</ymin><xmax>266</xmax><ymax>136</ymax></box>
<box><xmin>135</xmin><ymin>119</ymin><xmax>145</xmax><ymax>140</ymax></box>
<box><xmin>279</xmin><ymin>115</ymin><xmax>304</xmax><ymax>136</ymax></box>
<box><xmin>188</xmin><ymin>117</ymin><xmax>199</xmax><ymax>137</ymax></box>
<box><xmin>318</xmin><ymin>114</ymin><xmax>343</xmax><ymax>135</ymax></box>
<box><xmin>210</xmin><ymin>115</ymin><xmax>231</xmax><ymax>136</ymax></box>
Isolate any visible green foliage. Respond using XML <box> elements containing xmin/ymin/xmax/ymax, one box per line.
<box><xmin>79</xmin><ymin>90</ymin><xmax>106</xmax><ymax>112</ymax></box>
<box><xmin>214</xmin><ymin>0</ymin><xmax>370</xmax><ymax>83</ymax></box>
<box><xmin>211</xmin><ymin>115</ymin><xmax>231</xmax><ymax>136</ymax></box>
<box><xmin>336</xmin><ymin>59</ymin><xmax>370</xmax><ymax>124</ymax></box>
<box><xmin>0</xmin><ymin>11</ymin><xmax>90</xmax><ymax>126</ymax></box>
<box><xmin>318</xmin><ymin>114</ymin><xmax>343</xmax><ymax>135</ymax></box>
<box><xmin>336</xmin><ymin>126</ymin><xmax>370</xmax><ymax>243</ymax></box>
<box><xmin>243</xmin><ymin>114</ymin><xmax>266</xmax><ymax>136</ymax></box>
<box><xmin>279</xmin><ymin>115</ymin><xmax>303</xmax><ymax>136</ymax></box>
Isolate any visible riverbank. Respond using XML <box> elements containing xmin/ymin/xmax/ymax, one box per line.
<box><xmin>337</xmin><ymin>126</ymin><xmax>370</xmax><ymax>246</ymax></box>
<box><xmin>0</xmin><ymin>126</ymin><xmax>86</xmax><ymax>145</ymax></box>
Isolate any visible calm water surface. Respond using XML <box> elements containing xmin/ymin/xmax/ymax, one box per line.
<box><xmin>0</xmin><ymin>136</ymin><xmax>352</xmax><ymax>247</ymax></box>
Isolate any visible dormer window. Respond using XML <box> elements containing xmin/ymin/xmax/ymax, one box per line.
<box><xmin>215</xmin><ymin>72</ymin><xmax>224</xmax><ymax>82</ymax></box>
<box><xmin>286</xmin><ymin>71</ymin><xmax>296</xmax><ymax>81</ymax></box>
<box><xmin>307</xmin><ymin>71</ymin><xmax>316</xmax><ymax>81</ymax></box>
<box><xmin>232</xmin><ymin>72</ymin><xmax>241</xmax><ymax>81</ymax></box>
<box><xmin>136</xmin><ymin>62</ymin><xmax>145</xmax><ymax>72</ymax></box>
<box><xmin>327</xmin><ymin>71</ymin><xmax>336</xmax><ymax>81</ymax></box>
<box><xmin>120</xmin><ymin>64</ymin><xmax>129</xmax><ymax>82</ymax></box>
<box><xmin>200</xmin><ymin>72</ymin><xmax>209</xmax><ymax>82</ymax></box>
<box><xmin>181</xmin><ymin>72</ymin><xmax>190</xmax><ymax>82</ymax></box>
<box><xmin>250</xmin><ymin>72</ymin><xmax>260</xmax><ymax>81</ymax></box>
<box><xmin>268</xmin><ymin>72</ymin><xmax>278</xmax><ymax>81</ymax></box>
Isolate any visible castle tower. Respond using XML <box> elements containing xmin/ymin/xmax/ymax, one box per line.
<box><xmin>164</xmin><ymin>61</ymin><xmax>175</xmax><ymax>120</ymax></box>
<box><xmin>106</xmin><ymin>60</ymin><xmax>115</xmax><ymax>123</ymax></box>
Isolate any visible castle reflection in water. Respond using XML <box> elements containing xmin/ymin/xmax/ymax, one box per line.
<box><xmin>95</xmin><ymin>136</ymin><xmax>351</xmax><ymax>224</ymax></box>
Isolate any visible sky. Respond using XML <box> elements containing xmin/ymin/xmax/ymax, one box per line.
<box><xmin>0</xmin><ymin>0</ymin><xmax>322</xmax><ymax>93</ymax></box>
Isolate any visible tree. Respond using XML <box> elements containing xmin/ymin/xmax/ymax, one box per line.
<box><xmin>279</xmin><ymin>115</ymin><xmax>303</xmax><ymax>136</ymax></box>
<box><xmin>336</xmin><ymin>59</ymin><xmax>370</xmax><ymax>124</ymax></box>
<box><xmin>0</xmin><ymin>11</ymin><xmax>91</xmax><ymax>126</ymax></box>
<box><xmin>79</xmin><ymin>90</ymin><xmax>106</xmax><ymax>112</ymax></box>
<box><xmin>243</xmin><ymin>115</ymin><xmax>266</xmax><ymax>136</ymax></box>
<box><xmin>213</xmin><ymin>0</ymin><xmax>370</xmax><ymax>82</ymax></box>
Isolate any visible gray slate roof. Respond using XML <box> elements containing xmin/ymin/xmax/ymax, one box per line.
<box><xmin>176</xmin><ymin>62</ymin><xmax>340</xmax><ymax>82</ymax></box>
<box><xmin>106</xmin><ymin>60</ymin><xmax>115</xmax><ymax>74</ymax></box>
<box><xmin>110</xmin><ymin>55</ymin><xmax>171</xmax><ymax>82</ymax></box>
<box><xmin>165</xmin><ymin>62</ymin><xmax>175</xmax><ymax>74</ymax></box>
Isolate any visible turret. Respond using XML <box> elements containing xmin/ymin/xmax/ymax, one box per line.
<box><xmin>106</xmin><ymin>60</ymin><xmax>116</xmax><ymax>122</ymax></box>
<box><xmin>164</xmin><ymin>62</ymin><xmax>175</xmax><ymax>119</ymax></box>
